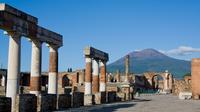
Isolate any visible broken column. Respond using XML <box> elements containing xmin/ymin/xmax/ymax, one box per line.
<box><xmin>125</xmin><ymin>55</ymin><xmax>130</xmax><ymax>82</ymax></box>
<box><xmin>92</xmin><ymin>59</ymin><xmax>99</xmax><ymax>94</ymax></box>
<box><xmin>48</xmin><ymin>46</ymin><xmax>58</xmax><ymax>94</ymax></box>
<box><xmin>6</xmin><ymin>32</ymin><xmax>21</xmax><ymax>112</ymax></box>
<box><xmin>116</xmin><ymin>70</ymin><xmax>120</xmax><ymax>82</ymax></box>
<box><xmin>84</xmin><ymin>56</ymin><xmax>93</xmax><ymax>105</ymax></box>
<box><xmin>192</xmin><ymin>58</ymin><xmax>200</xmax><ymax>100</ymax></box>
<box><xmin>30</xmin><ymin>40</ymin><xmax>42</xmax><ymax>96</ymax></box>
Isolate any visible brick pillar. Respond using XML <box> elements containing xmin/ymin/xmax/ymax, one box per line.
<box><xmin>48</xmin><ymin>46</ymin><xmax>58</xmax><ymax>94</ymax></box>
<box><xmin>192</xmin><ymin>58</ymin><xmax>200</xmax><ymax>100</ymax></box>
<box><xmin>30</xmin><ymin>40</ymin><xmax>42</xmax><ymax>96</ymax></box>
<box><xmin>5</xmin><ymin>32</ymin><xmax>21</xmax><ymax>112</ymax></box>
<box><xmin>84</xmin><ymin>57</ymin><xmax>93</xmax><ymax>106</ymax></box>
<box><xmin>92</xmin><ymin>59</ymin><xmax>99</xmax><ymax>94</ymax></box>
<box><xmin>85</xmin><ymin>57</ymin><xmax>92</xmax><ymax>95</ymax></box>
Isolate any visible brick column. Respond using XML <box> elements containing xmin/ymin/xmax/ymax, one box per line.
<box><xmin>30</xmin><ymin>40</ymin><xmax>42</xmax><ymax>96</ymax></box>
<box><xmin>92</xmin><ymin>59</ymin><xmax>99</xmax><ymax>94</ymax></box>
<box><xmin>192</xmin><ymin>58</ymin><xmax>200</xmax><ymax>99</ymax></box>
<box><xmin>5</xmin><ymin>32</ymin><xmax>21</xmax><ymax>112</ymax></box>
<box><xmin>85</xmin><ymin>57</ymin><xmax>92</xmax><ymax>95</ymax></box>
<box><xmin>48</xmin><ymin>46</ymin><xmax>58</xmax><ymax>94</ymax></box>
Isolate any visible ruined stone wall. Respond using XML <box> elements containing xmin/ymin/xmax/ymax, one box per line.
<box><xmin>172</xmin><ymin>79</ymin><xmax>191</xmax><ymax>96</ymax></box>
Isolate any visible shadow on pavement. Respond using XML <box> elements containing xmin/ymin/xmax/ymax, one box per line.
<box><xmin>89</xmin><ymin>103</ymin><xmax>135</xmax><ymax>112</ymax></box>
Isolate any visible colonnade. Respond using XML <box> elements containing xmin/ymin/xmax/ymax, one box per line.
<box><xmin>84</xmin><ymin>47</ymin><xmax>109</xmax><ymax>105</ymax></box>
<box><xmin>0</xmin><ymin>4</ymin><xmax>63</xmax><ymax>111</ymax></box>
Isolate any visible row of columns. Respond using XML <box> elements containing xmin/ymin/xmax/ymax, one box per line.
<box><xmin>5</xmin><ymin>32</ymin><xmax>60</xmax><ymax>111</ymax></box>
<box><xmin>85</xmin><ymin>57</ymin><xmax>107</xmax><ymax>95</ymax></box>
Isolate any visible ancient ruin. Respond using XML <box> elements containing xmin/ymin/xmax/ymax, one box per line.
<box><xmin>0</xmin><ymin>2</ymin><xmax>200</xmax><ymax>112</ymax></box>
<box><xmin>84</xmin><ymin>46</ymin><xmax>109</xmax><ymax>105</ymax></box>
<box><xmin>0</xmin><ymin>3</ymin><xmax>63</xmax><ymax>111</ymax></box>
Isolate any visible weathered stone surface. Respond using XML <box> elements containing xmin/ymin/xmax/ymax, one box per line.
<box><xmin>94</xmin><ymin>93</ymin><xmax>101</xmax><ymax>104</ymax></box>
<box><xmin>116</xmin><ymin>92</ymin><xmax>126</xmax><ymax>101</ymax></box>
<box><xmin>58</xmin><ymin>94</ymin><xmax>71</xmax><ymax>110</ymax></box>
<box><xmin>72</xmin><ymin>92</ymin><xmax>84</xmax><ymax>108</ymax></box>
<box><xmin>172</xmin><ymin>80</ymin><xmax>191</xmax><ymax>96</ymax></box>
<box><xmin>84</xmin><ymin>94</ymin><xmax>93</xmax><ymax>106</ymax></box>
<box><xmin>41</xmin><ymin>94</ymin><xmax>57</xmax><ymax>112</ymax></box>
<box><xmin>19</xmin><ymin>94</ymin><xmax>37</xmax><ymax>112</ymax></box>
<box><xmin>0</xmin><ymin>96</ymin><xmax>11</xmax><ymax>112</ymax></box>
<box><xmin>179</xmin><ymin>92</ymin><xmax>192</xmax><ymax>100</ymax></box>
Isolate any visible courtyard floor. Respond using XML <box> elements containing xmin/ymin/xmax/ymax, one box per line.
<box><xmin>59</xmin><ymin>94</ymin><xmax>200</xmax><ymax>112</ymax></box>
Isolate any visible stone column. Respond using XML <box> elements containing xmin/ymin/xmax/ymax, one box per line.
<box><xmin>85</xmin><ymin>57</ymin><xmax>92</xmax><ymax>95</ymax></box>
<box><xmin>163</xmin><ymin>71</ymin><xmax>169</xmax><ymax>91</ymax></box>
<box><xmin>125</xmin><ymin>55</ymin><xmax>130</xmax><ymax>82</ymax></box>
<box><xmin>116</xmin><ymin>70</ymin><xmax>120</xmax><ymax>82</ymax></box>
<box><xmin>192</xmin><ymin>58</ymin><xmax>200</xmax><ymax>99</ymax></box>
<box><xmin>6</xmin><ymin>32</ymin><xmax>21</xmax><ymax>111</ymax></box>
<box><xmin>30</xmin><ymin>40</ymin><xmax>42</xmax><ymax>96</ymax></box>
<box><xmin>48</xmin><ymin>46</ymin><xmax>58</xmax><ymax>94</ymax></box>
<box><xmin>92</xmin><ymin>59</ymin><xmax>99</xmax><ymax>94</ymax></box>
<box><xmin>100</xmin><ymin>61</ymin><xmax>106</xmax><ymax>92</ymax></box>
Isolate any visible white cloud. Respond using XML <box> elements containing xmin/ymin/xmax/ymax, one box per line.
<box><xmin>160</xmin><ymin>46</ymin><xmax>200</xmax><ymax>56</ymax></box>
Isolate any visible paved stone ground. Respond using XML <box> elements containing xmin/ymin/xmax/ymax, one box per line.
<box><xmin>58</xmin><ymin>94</ymin><xmax>200</xmax><ymax>112</ymax></box>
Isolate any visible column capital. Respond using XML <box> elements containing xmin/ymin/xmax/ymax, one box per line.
<box><xmin>46</xmin><ymin>44</ymin><xmax>59</xmax><ymax>51</ymax></box>
<box><xmin>4</xmin><ymin>31</ymin><xmax>21</xmax><ymax>38</ymax></box>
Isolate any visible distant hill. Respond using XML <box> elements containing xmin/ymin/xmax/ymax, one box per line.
<box><xmin>107</xmin><ymin>49</ymin><xmax>191</xmax><ymax>78</ymax></box>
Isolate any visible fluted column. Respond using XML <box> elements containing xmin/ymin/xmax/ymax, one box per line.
<box><xmin>100</xmin><ymin>61</ymin><xmax>106</xmax><ymax>92</ymax></box>
<box><xmin>48</xmin><ymin>46</ymin><xmax>58</xmax><ymax>94</ymax></box>
<box><xmin>85</xmin><ymin>56</ymin><xmax>92</xmax><ymax>95</ymax></box>
<box><xmin>92</xmin><ymin>59</ymin><xmax>99</xmax><ymax>94</ymax></box>
<box><xmin>30</xmin><ymin>40</ymin><xmax>42</xmax><ymax>96</ymax></box>
<box><xmin>6</xmin><ymin>32</ymin><xmax>21</xmax><ymax>112</ymax></box>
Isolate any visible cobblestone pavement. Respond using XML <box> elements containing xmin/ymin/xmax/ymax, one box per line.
<box><xmin>59</xmin><ymin>94</ymin><xmax>200</xmax><ymax>112</ymax></box>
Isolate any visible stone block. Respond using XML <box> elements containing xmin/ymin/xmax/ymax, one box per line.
<box><xmin>72</xmin><ymin>92</ymin><xmax>84</xmax><ymax>108</ymax></box>
<box><xmin>84</xmin><ymin>94</ymin><xmax>93</xmax><ymax>106</ymax></box>
<box><xmin>100</xmin><ymin>92</ymin><xmax>106</xmax><ymax>104</ymax></box>
<box><xmin>0</xmin><ymin>96</ymin><xmax>11</xmax><ymax>112</ymax></box>
<box><xmin>19</xmin><ymin>94</ymin><xmax>37</xmax><ymax>112</ymax></box>
<box><xmin>41</xmin><ymin>94</ymin><xmax>57</xmax><ymax>112</ymax></box>
<box><xmin>107</xmin><ymin>91</ymin><xmax>116</xmax><ymax>103</ymax></box>
<box><xmin>179</xmin><ymin>92</ymin><xmax>192</xmax><ymax>100</ymax></box>
<box><xmin>58</xmin><ymin>94</ymin><xmax>71</xmax><ymax>110</ymax></box>
<box><xmin>116</xmin><ymin>92</ymin><xmax>126</xmax><ymax>101</ymax></box>
<box><xmin>94</xmin><ymin>93</ymin><xmax>101</xmax><ymax>104</ymax></box>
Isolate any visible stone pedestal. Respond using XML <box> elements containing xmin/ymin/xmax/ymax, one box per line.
<box><xmin>94</xmin><ymin>93</ymin><xmax>101</xmax><ymax>104</ymax></box>
<box><xmin>58</xmin><ymin>94</ymin><xmax>71</xmax><ymax>110</ymax></box>
<box><xmin>18</xmin><ymin>94</ymin><xmax>37</xmax><ymax>112</ymax></box>
<box><xmin>40</xmin><ymin>94</ymin><xmax>57</xmax><ymax>112</ymax></box>
<box><xmin>72</xmin><ymin>92</ymin><xmax>84</xmax><ymax>107</ymax></box>
<box><xmin>84</xmin><ymin>94</ymin><xmax>93</xmax><ymax>106</ymax></box>
<box><xmin>0</xmin><ymin>97</ymin><xmax>11</xmax><ymax>112</ymax></box>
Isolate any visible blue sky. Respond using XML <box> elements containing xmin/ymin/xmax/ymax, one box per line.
<box><xmin>0</xmin><ymin>0</ymin><xmax>200</xmax><ymax>72</ymax></box>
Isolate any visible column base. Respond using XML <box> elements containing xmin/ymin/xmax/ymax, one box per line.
<box><xmin>84</xmin><ymin>94</ymin><xmax>93</xmax><ymax>106</ymax></box>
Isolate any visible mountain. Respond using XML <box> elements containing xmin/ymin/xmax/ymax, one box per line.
<box><xmin>107</xmin><ymin>49</ymin><xmax>191</xmax><ymax>78</ymax></box>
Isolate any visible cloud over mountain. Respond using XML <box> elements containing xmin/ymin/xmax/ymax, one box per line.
<box><xmin>159</xmin><ymin>46</ymin><xmax>200</xmax><ymax>56</ymax></box>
